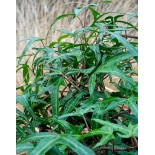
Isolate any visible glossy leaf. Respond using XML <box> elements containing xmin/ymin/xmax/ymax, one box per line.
<box><xmin>88</xmin><ymin>73</ymin><xmax>96</xmax><ymax>95</ymax></box>
<box><xmin>88</xmin><ymin>6</ymin><xmax>100</xmax><ymax>22</ymax></box>
<box><xmin>107</xmin><ymin>31</ymin><xmax>138</xmax><ymax>55</ymax></box>
<box><xmin>18</xmin><ymin>132</ymin><xmax>57</xmax><ymax>144</ymax></box>
<box><xmin>89</xmin><ymin>44</ymin><xmax>101</xmax><ymax>63</ymax></box>
<box><xmin>29</xmin><ymin>137</ymin><xmax>60</xmax><ymax>155</ymax></box>
<box><xmin>46</xmin><ymin>146</ymin><xmax>63</xmax><ymax>155</ymax></box>
<box><xmin>96</xmin><ymin>66</ymin><xmax>133</xmax><ymax>84</ymax></box>
<box><xmin>46</xmin><ymin>13</ymin><xmax>75</xmax><ymax>39</ymax></box>
<box><xmin>60</xmin><ymin>135</ymin><xmax>95</xmax><ymax>155</ymax></box>
<box><xmin>127</xmin><ymin>96</ymin><xmax>138</xmax><ymax>117</ymax></box>
<box><xmin>93</xmin><ymin>134</ymin><xmax>115</xmax><ymax>148</ymax></box>
<box><xmin>18</xmin><ymin>37</ymin><xmax>44</xmax><ymax>64</ymax></box>
<box><xmin>16</xmin><ymin>95</ymin><xmax>35</xmax><ymax>116</ymax></box>
<box><xmin>50</xmin><ymin>77</ymin><xmax>65</xmax><ymax>116</ymax></box>
<box><xmin>105</xmin><ymin>98</ymin><xmax>126</xmax><ymax>111</ymax></box>
<box><xmin>93</xmin><ymin>119</ymin><xmax>129</xmax><ymax>135</ymax></box>
<box><xmin>16</xmin><ymin>143</ymin><xmax>34</xmax><ymax>153</ymax></box>
<box><xmin>22</xmin><ymin>64</ymin><xmax>29</xmax><ymax>84</ymax></box>
<box><xmin>46</xmin><ymin>50</ymin><xmax>82</xmax><ymax>64</ymax></box>
<box><xmin>74</xmin><ymin>3</ymin><xmax>97</xmax><ymax>17</ymax></box>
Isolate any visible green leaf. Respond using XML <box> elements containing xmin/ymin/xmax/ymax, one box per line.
<box><xmin>117</xmin><ymin>123</ymin><xmax>138</xmax><ymax>138</ymax></box>
<box><xmin>105</xmin><ymin>52</ymin><xmax>137</xmax><ymax>66</ymax></box>
<box><xmin>108</xmin><ymin>31</ymin><xmax>138</xmax><ymax>56</ymax></box>
<box><xmin>89</xmin><ymin>44</ymin><xmax>101</xmax><ymax>63</ymax></box>
<box><xmin>74</xmin><ymin>7</ymin><xmax>83</xmax><ymax>17</ymax></box>
<box><xmin>79</xmin><ymin>126</ymin><xmax>115</xmax><ymax>148</ymax></box>
<box><xmin>127</xmin><ymin>96</ymin><xmax>138</xmax><ymax>117</ymax></box>
<box><xmin>92</xmin><ymin>119</ymin><xmax>129</xmax><ymax>135</ymax></box>
<box><xmin>133</xmin><ymin>125</ymin><xmax>138</xmax><ymax>136</ymax></box>
<box><xmin>121</xmin><ymin>114</ymin><xmax>138</xmax><ymax>124</ymax></box>
<box><xmin>54</xmin><ymin>119</ymin><xmax>73</xmax><ymax>133</ymax></box>
<box><xmin>100</xmin><ymin>0</ymin><xmax>112</xmax><ymax>3</ymax></box>
<box><xmin>16</xmin><ymin>95</ymin><xmax>34</xmax><ymax>116</ymax></box>
<box><xmin>62</xmin><ymin>98</ymin><xmax>78</xmax><ymax>114</ymax></box>
<box><xmin>114</xmin><ymin>14</ymin><xmax>124</xmax><ymax>22</ymax></box>
<box><xmin>46</xmin><ymin>50</ymin><xmax>82</xmax><ymax>64</ymax></box>
<box><xmin>16</xmin><ymin>143</ymin><xmax>34</xmax><ymax>153</ymax></box>
<box><xmin>18</xmin><ymin>37</ymin><xmax>44</xmax><ymax>64</ymax></box>
<box><xmin>43</xmin><ymin>47</ymin><xmax>55</xmax><ymax>57</ymax></box>
<box><xmin>66</xmin><ymin>66</ymin><xmax>95</xmax><ymax>75</ymax></box>
<box><xmin>88</xmin><ymin>6</ymin><xmax>100</xmax><ymax>22</ymax></box>
<box><xmin>33</xmin><ymin>55</ymin><xmax>47</xmax><ymax>71</ymax></box>
<box><xmin>29</xmin><ymin>137</ymin><xmax>60</xmax><ymax>155</ymax></box>
<box><xmin>18</xmin><ymin>132</ymin><xmax>57</xmax><ymax>144</ymax></box>
<box><xmin>59</xmin><ymin>104</ymin><xmax>96</xmax><ymax>120</ymax></box>
<box><xmin>30</xmin><ymin>96</ymin><xmax>47</xmax><ymax>105</ymax></box>
<box><xmin>54</xmin><ymin>119</ymin><xmax>83</xmax><ymax>134</ymax></box>
<box><xmin>81</xmin><ymin>126</ymin><xmax>113</xmax><ymax>139</ymax></box>
<box><xmin>22</xmin><ymin>64</ymin><xmax>29</xmax><ymax>84</ymax></box>
<box><xmin>95</xmin><ymin>23</ymin><xmax>105</xmax><ymax>41</ymax></box>
<box><xmin>96</xmin><ymin>66</ymin><xmax>133</xmax><ymax>84</ymax></box>
<box><xmin>16</xmin><ymin>109</ymin><xmax>29</xmax><ymax>123</ymax></box>
<box><xmin>93</xmin><ymin>134</ymin><xmax>115</xmax><ymax>148</ymax></box>
<box><xmin>58</xmin><ymin>34</ymin><xmax>71</xmax><ymax>43</ymax></box>
<box><xmin>74</xmin><ymin>3</ymin><xmax>97</xmax><ymax>17</ymax></box>
<box><xmin>46</xmin><ymin>13</ymin><xmax>75</xmax><ymax>39</ymax></box>
<box><xmin>59</xmin><ymin>29</ymin><xmax>72</xmax><ymax>35</ymax></box>
<box><xmin>16</xmin><ymin>124</ymin><xmax>27</xmax><ymax>138</ymax></box>
<box><xmin>19</xmin><ymin>133</ymin><xmax>95</xmax><ymax>155</ymax></box>
<box><xmin>88</xmin><ymin>73</ymin><xmax>96</xmax><ymax>95</ymax></box>
<box><xmin>50</xmin><ymin>77</ymin><xmax>65</xmax><ymax>116</ymax></box>
<box><xmin>105</xmin><ymin>98</ymin><xmax>126</xmax><ymax>111</ymax></box>
<box><xmin>91</xmin><ymin>103</ymin><xmax>105</xmax><ymax>129</ymax></box>
<box><xmin>38</xmin><ymin>84</ymin><xmax>53</xmax><ymax>95</ymax></box>
<box><xmin>46</xmin><ymin>146</ymin><xmax>63</xmax><ymax>155</ymax></box>
<box><xmin>60</xmin><ymin>135</ymin><xmax>95</xmax><ymax>155</ymax></box>
<box><xmin>116</xmin><ymin>20</ymin><xmax>138</xmax><ymax>31</ymax></box>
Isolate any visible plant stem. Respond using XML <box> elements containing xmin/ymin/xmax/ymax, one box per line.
<box><xmin>82</xmin><ymin>114</ymin><xmax>90</xmax><ymax>131</ymax></box>
<box><xmin>62</xmin><ymin>73</ymin><xmax>81</xmax><ymax>91</ymax></box>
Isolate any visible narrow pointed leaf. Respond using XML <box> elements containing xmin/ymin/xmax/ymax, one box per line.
<box><xmin>108</xmin><ymin>31</ymin><xmax>138</xmax><ymax>55</ymax></box>
<box><xmin>93</xmin><ymin>134</ymin><xmax>115</xmax><ymax>148</ymax></box>
<box><xmin>16</xmin><ymin>95</ymin><xmax>34</xmax><ymax>115</ymax></box>
<box><xmin>127</xmin><ymin>97</ymin><xmax>138</xmax><ymax>117</ymax></box>
<box><xmin>89</xmin><ymin>44</ymin><xmax>101</xmax><ymax>63</ymax></box>
<box><xmin>61</xmin><ymin>135</ymin><xmax>95</xmax><ymax>155</ymax></box>
<box><xmin>18</xmin><ymin>132</ymin><xmax>57</xmax><ymax>144</ymax></box>
<box><xmin>50</xmin><ymin>77</ymin><xmax>65</xmax><ymax>116</ymax></box>
<box><xmin>88</xmin><ymin>7</ymin><xmax>100</xmax><ymax>22</ymax></box>
<box><xmin>88</xmin><ymin>73</ymin><xmax>96</xmax><ymax>95</ymax></box>
<box><xmin>46</xmin><ymin>146</ymin><xmax>63</xmax><ymax>155</ymax></box>
<box><xmin>105</xmin><ymin>52</ymin><xmax>137</xmax><ymax>66</ymax></box>
<box><xmin>22</xmin><ymin>64</ymin><xmax>29</xmax><ymax>84</ymax></box>
<box><xmin>16</xmin><ymin>143</ymin><xmax>34</xmax><ymax>153</ymax></box>
<box><xmin>96</xmin><ymin>66</ymin><xmax>133</xmax><ymax>84</ymax></box>
<box><xmin>18</xmin><ymin>37</ymin><xmax>44</xmax><ymax>64</ymax></box>
<box><xmin>46</xmin><ymin>14</ymin><xmax>75</xmax><ymax>39</ymax></box>
<box><xmin>29</xmin><ymin>137</ymin><xmax>60</xmax><ymax>155</ymax></box>
<box><xmin>93</xmin><ymin>119</ymin><xmax>129</xmax><ymax>135</ymax></box>
<box><xmin>47</xmin><ymin>50</ymin><xmax>82</xmax><ymax>64</ymax></box>
<box><xmin>105</xmin><ymin>98</ymin><xmax>126</xmax><ymax>111</ymax></box>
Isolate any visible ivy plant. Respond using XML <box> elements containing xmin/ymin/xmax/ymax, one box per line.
<box><xmin>16</xmin><ymin>1</ymin><xmax>138</xmax><ymax>155</ymax></box>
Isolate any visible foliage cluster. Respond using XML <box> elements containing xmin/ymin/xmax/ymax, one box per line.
<box><xmin>16</xmin><ymin>1</ymin><xmax>138</xmax><ymax>155</ymax></box>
